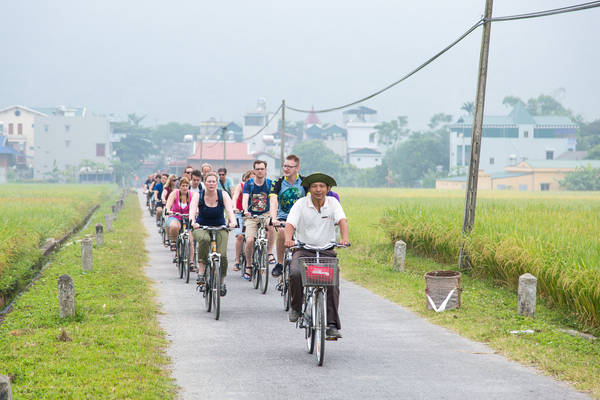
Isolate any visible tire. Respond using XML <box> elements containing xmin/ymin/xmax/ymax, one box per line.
<box><xmin>315</xmin><ymin>290</ymin><xmax>326</xmax><ymax>366</ymax></box>
<box><xmin>283</xmin><ymin>260</ymin><xmax>290</xmax><ymax>311</ymax></box>
<box><xmin>214</xmin><ymin>258</ymin><xmax>221</xmax><ymax>321</ymax></box>
<box><xmin>162</xmin><ymin>224</ymin><xmax>168</xmax><ymax>247</ymax></box>
<box><xmin>259</xmin><ymin>245</ymin><xmax>269</xmax><ymax>294</ymax></box>
<box><xmin>185</xmin><ymin>239</ymin><xmax>191</xmax><ymax>284</ymax></box>
<box><xmin>252</xmin><ymin>247</ymin><xmax>260</xmax><ymax>290</ymax></box>
<box><xmin>239</xmin><ymin>240</ymin><xmax>246</xmax><ymax>279</ymax></box>
<box><xmin>305</xmin><ymin>291</ymin><xmax>315</xmax><ymax>354</ymax></box>
<box><xmin>178</xmin><ymin>238</ymin><xmax>185</xmax><ymax>279</ymax></box>
<box><xmin>204</xmin><ymin>265</ymin><xmax>212</xmax><ymax>312</ymax></box>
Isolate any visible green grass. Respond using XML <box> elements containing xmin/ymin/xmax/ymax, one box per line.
<box><xmin>0</xmin><ymin>191</ymin><xmax>177</xmax><ymax>399</ymax></box>
<box><xmin>0</xmin><ymin>184</ymin><xmax>114</xmax><ymax>305</ymax></box>
<box><xmin>337</xmin><ymin>187</ymin><xmax>600</xmax><ymax>398</ymax></box>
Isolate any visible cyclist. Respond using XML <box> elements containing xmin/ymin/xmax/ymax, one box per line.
<box><xmin>154</xmin><ymin>173</ymin><xmax>168</xmax><ymax>224</ymax></box>
<box><xmin>161</xmin><ymin>174</ymin><xmax>177</xmax><ymax>206</ymax></box>
<box><xmin>165</xmin><ymin>177</ymin><xmax>192</xmax><ymax>252</ymax></box>
<box><xmin>269</xmin><ymin>154</ymin><xmax>305</xmax><ymax>277</ymax></box>
<box><xmin>189</xmin><ymin>172</ymin><xmax>236</xmax><ymax>295</ymax></box>
<box><xmin>190</xmin><ymin>169</ymin><xmax>203</xmax><ymax>194</ymax></box>
<box><xmin>178</xmin><ymin>166</ymin><xmax>193</xmax><ymax>188</ymax></box>
<box><xmin>242</xmin><ymin>160</ymin><xmax>274</xmax><ymax>280</ymax></box>
<box><xmin>201</xmin><ymin>163</ymin><xmax>213</xmax><ymax>181</ymax></box>
<box><xmin>231</xmin><ymin>170</ymin><xmax>255</xmax><ymax>271</ymax></box>
<box><xmin>284</xmin><ymin>173</ymin><xmax>349</xmax><ymax>339</ymax></box>
<box><xmin>217</xmin><ymin>168</ymin><xmax>233</xmax><ymax>196</ymax></box>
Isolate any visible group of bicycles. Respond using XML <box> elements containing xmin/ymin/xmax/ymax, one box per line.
<box><xmin>145</xmin><ymin>191</ymin><xmax>345</xmax><ymax>366</ymax></box>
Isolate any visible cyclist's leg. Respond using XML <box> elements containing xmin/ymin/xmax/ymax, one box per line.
<box><xmin>266</xmin><ymin>224</ymin><xmax>276</xmax><ymax>260</ymax></box>
<box><xmin>192</xmin><ymin>229</ymin><xmax>210</xmax><ymax>282</ymax></box>
<box><xmin>290</xmin><ymin>249</ymin><xmax>311</xmax><ymax>313</ymax></box>
<box><xmin>275</xmin><ymin>225</ymin><xmax>286</xmax><ymax>264</ymax></box>
<box><xmin>234</xmin><ymin>214</ymin><xmax>244</xmax><ymax>265</ymax></box>
<box><xmin>167</xmin><ymin>218</ymin><xmax>180</xmax><ymax>244</ymax></box>
<box><xmin>244</xmin><ymin>218</ymin><xmax>258</xmax><ymax>267</ymax></box>
<box><xmin>216</xmin><ymin>229</ymin><xmax>229</xmax><ymax>283</ymax></box>
<box><xmin>323</xmin><ymin>249</ymin><xmax>341</xmax><ymax>330</ymax></box>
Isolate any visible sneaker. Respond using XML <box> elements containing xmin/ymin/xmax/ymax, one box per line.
<box><xmin>220</xmin><ymin>284</ymin><xmax>227</xmax><ymax>296</ymax></box>
<box><xmin>326</xmin><ymin>325</ymin><xmax>342</xmax><ymax>339</ymax></box>
<box><xmin>289</xmin><ymin>309</ymin><xmax>301</xmax><ymax>323</ymax></box>
<box><xmin>196</xmin><ymin>275</ymin><xmax>205</xmax><ymax>285</ymax></box>
<box><xmin>271</xmin><ymin>263</ymin><xmax>283</xmax><ymax>277</ymax></box>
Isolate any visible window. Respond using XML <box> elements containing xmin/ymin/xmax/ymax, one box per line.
<box><xmin>523</xmin><ymin>130</ymin><xmax>529</xmax><ymax>138</ymax></box>
<box><xmin>489</xmin><ymin>157</ymin><xmax>495</xmax><ymax>165</ymax></box>
<box><xmin>464</xmin><ymin>145</ymin><xmax>471</xmax><ymax>166</ymax></box>
<box><xmin>44</xmin><ymin>125</ymin><xmax>49</xmax><ymax>132</ymax></box>
<box><xmin>65</xmin><ymin>140</ymin><xmax>71</xmax><ymax>148</ymax></box>
<box><xmin>65</xmin><ymin>125</ymin><xmax>71</xmax><ymax>132</ymax></box>
<box><xmin>497</xmin><ymin>184</ymin><xmax>506</xmax><ymax>190</ymax></box>
<box><xmin>8</xmin><ymin>123</ymin><xmax>14</xmax><ymax>135</ymax></box>
<box><xmin>541</xmin><ymin>183</ymin><xmax>550</xmax><ymax>191</ymax></box>
<box><xmin>457</xmin><ymin>145</ymin><xmax>463</xmax><ymax>166</ymax></box>
<box><xmin>519</xmin><ymin>184</ymin><xmax>528</xmax><ymax>191</ymax></box>
<box><xmin>96</xmin><ymin>143</ymin><xmax>106</xmax><ymax>157</ymax></box>
<box><xmin>18</xmin><ymin>123</ymin><xmax>23</xmax><ymax>135</ymax></box>
<box><xmin>14</xmin><ymin>109</ymin><xmax>21</xmax><ymax>116</ymax></box>
<box><xmin>546</xmin><ymin>150</ymin><xmax>554</xmax><ymax>160</ymax></box>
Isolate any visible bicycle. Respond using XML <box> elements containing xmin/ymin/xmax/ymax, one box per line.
<box><xmin>196</xmin><ymin>225</ymin><xmax>229</xmax><ymax>320</ymax></box>
<box><xmin>295</xmin><ymin>242</ymin><xmax>347</xmax><ymax>366</ymax></box>
<box><xmin>246</xmin><ymin>215</ymin><xmax>270</xmax><ymax>294</ymax></box>
<box><xmin>169</xmin><ymin>212</ymin><xmax>190</xmax><ymax>280</ymax></box>
<box><xmin>159</xmin><ymin>212</ymin><xmax>169</xmax><ymax>247</ymax></box>
<box><xmin>275</xmin><ymin>222</ymin><xmax>292</xmax><ymax>311</ymax></box>
<box><xmin>235</xmin><ymin>211</ymin><xmax>246</xmax><ymax>279</ymax></box>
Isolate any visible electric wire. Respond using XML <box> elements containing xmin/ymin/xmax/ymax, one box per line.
<box><xmin>285</xmin><ymin>0</ymin><xmax>600</xmax><ymax>114</ymax></box>
<box><xmin>241</xmin><ymin>103</ymin><xmax>283</xmax><ymax>141</ymax></box>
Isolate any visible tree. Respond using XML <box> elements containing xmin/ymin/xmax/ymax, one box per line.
<box><xmin>375</xmin><ymin>116</ymin><xmax>409</xmax><ymax>146</ymax></box>
<box><xmin>502</xmin><ymin>94</ymin><xmax>572</xmax><ymax>117</ymax></box>
<box><xmin>428</xmin><ymin>113</ymin><xmax>453</xmax><ymax>130</ymax></box>
<box><xmin>292</xmin><ymin>140</ymin><xmax>343</xmax><ymax>177</ymax></box>
<box><xmin>587</xmin><ymin>144</ymin><xmax>600</xmax><ymax>159</ymax></box>
<box><xmin>576</xmin><ymin>119</ymin><xmax>600</xmax><ymax>151</ymax></box>
<box><xmin>460</xmin><ymin>101</ymin><xmax>474</xmax><ymax>116</ymax></box>
<box><xmin>502</xmin><ymin>96</ymin><xmax>525</xmax><ymax>108</ymax></box>
<box><xmin>151</xmin><ymin>122</ymin><xmax>200</xmax><ymax>145</ymax></box>
<box><xmin>559</xmin><ymin>167</ymin><xmax>600</xmax><ymax>190</ymax></box>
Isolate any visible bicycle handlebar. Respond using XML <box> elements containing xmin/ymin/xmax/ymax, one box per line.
<box><xmin>290</xmin><ymin>241</ymin><xmax>351</xmax><ymax>251</ymax></box>
<box><xmin>194</xmin><ymin>225</ymin><xmax>231</xmax><ymax>231</ymax></box>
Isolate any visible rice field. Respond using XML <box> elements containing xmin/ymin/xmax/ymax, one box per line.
<box><xmin>0</xmin><ymin>184</ymin><xmax>114</xmax><ymax>306</ymax></box>
<box><xmin>338</xmin><ymin>188</ymin><xmax>600</xmax><ymax>332</ymax></box>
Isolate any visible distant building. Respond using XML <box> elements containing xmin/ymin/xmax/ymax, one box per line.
<box><xmin>436</xmin><ymin>160</ymin><xmax>600</xmax><ymax>191</ymax></box>
<box><xmin>243</xmin><ymin>98</ymin><xmax>279</xmax><ymax>154</ymax></box>
<box><xmin>343</xmin><ymin>106</ymin><xmax>382</xmax><ymax>169</ymax></box>
<box><xmin>33</xmin><ymin>114</ymin><xmax>111</xmax><ymax>180</ymax></box>
<box><xmin>0</xmin><ymin>105</ymin><xmax>47</xmax><ymax>169</ymax></box>
<box><xmin>0</xmin><ymin>135</ymin><xmax>27</xmax><ymax>183</ymax></box>
<box><xmin>188</xmin><ymin>141</ymin><xmax>255</xmax><ymax>184</ymax></box>
<box><xmin>449</xmin><ymin>103</ymin><xmax>577</xmax><ymax>175</ymax></box>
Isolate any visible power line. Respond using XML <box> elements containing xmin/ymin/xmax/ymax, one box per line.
<box><xmin>487</xmin><ymin>0</ymin><xmax>600</xmax><ymax>22</ymax></box>
<box><xmin>285</xmin><ymin>18</ymin><xmax>485</xmax><ymax>114</ymax></box>
<box><xmin>285</xmin><ymin>0</ymin><xmax>600</xmax><ymax>115</ymax></box>
<box><xmin>241</xmin><ymin>103</ymin><xmax>283</xmax><ymax>141</ymax></box>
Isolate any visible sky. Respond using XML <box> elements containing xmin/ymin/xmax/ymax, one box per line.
<box><xmin>1</xmin><ymin>0</ymin><xmax>599</xmax><ymax>130</ymax></box>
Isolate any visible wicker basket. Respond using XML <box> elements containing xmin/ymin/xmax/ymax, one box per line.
<box><xmin>425</xmin><ymin>270</ymin><xmax>462</xmax><ymax>311</ymax></box>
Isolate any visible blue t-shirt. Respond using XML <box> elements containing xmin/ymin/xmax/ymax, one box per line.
<box><xmin>269</xmin><ymin>175</ymin><xmax>305</xmax><ymax>220</ymax></box>
<box><xmin>154</xmin><ymin>182</ymin><xmax>164</xmax><ymax>202</ymax></box>
<box><xmin>242</xmin><ymin>178</ymin><xmax>272</xmax><ymax>215</ymax></box>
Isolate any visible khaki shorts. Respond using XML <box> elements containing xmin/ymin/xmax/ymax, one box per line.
<box><xmin>244</xmin><ymin>215</ymin><xmax>270</xmax><ymax>239</ymax></box>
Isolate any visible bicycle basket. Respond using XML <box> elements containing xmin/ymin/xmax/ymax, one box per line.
<box><xmin>299</xmin><ymin>257</ymin><xmax>339</xmax><ymax>287</ymax></box>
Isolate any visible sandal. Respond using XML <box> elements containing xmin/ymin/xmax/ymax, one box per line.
<box><xmin>170</xmin><ymin>243</ymin><xmax>177</xmax><ymax>251</ymax></box>
<box><xmin>242</xmin><ymin>267</ymin><xmax>251</xmax><ymax>281</ymax></box>
<box><xmin>233</xmin><ymin>263</ymin><xmax>240</xmax><ymax>272</ymax></box>
<box><xmin>268</xmin><ymin>253</ymin><xmax>276</xmax><ymax>264</ymax></box>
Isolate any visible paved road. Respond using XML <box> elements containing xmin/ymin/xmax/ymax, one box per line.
<box><xmin>139</xmin><ymin>193</ymin><xmax>588</xmax><ymax>400</ymax></box>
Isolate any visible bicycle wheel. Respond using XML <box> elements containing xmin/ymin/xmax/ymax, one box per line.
<box><xmin>184</xmin><ymin>239</ymin><xmax>191</xmax><ymax>284</ymax></box>
<box><xmin>315</xmin><ymin>290</ymin><xmax>326</xmax><ymax>366</ymax></box>
<box><xmin>259</xmin><ymin>244</ymin><xmax>269</xmax><ymax>294</ymax></box>
<box><xmin>239</xmin><ymin>239</ymin><xmax>246</xmax><ymax>279</ymax></box>
<box><xmin>282</xmin><ymin>260</ymin><xmax>290</xmax><ymax>311</ymax></box>
<box><xmin>213</xmin><ymin>258</ymin><xmax>221</xmax><ymax>320</ymax></box>
<box><xmin>204</xmin><ymin>265</ymin><xmax>212</xmax><ymax>312</ymax></box>
<box><xmin>162</xmin><ymin>224</ymin><xmax>168</xmax><ymax>247</ymax></box>
<box><xmin>178</xmin><ymin>238</ymin><xmax>185</xmax><ymax>279</ymax></box>
<box><xmin>305</xmin><ymin>291</ymin><xmax>315</xmax><ymax>354</ymax></box>
<box><xmin>252</xmin><ymin>247</ymin><xmax>260</xmax><ymax>290</ymax></box>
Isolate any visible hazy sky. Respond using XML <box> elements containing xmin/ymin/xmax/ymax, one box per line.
<box><xmin>2</xmin><ymin>1</ymin><xmax>599</xmax><ymax>130</ymax></box>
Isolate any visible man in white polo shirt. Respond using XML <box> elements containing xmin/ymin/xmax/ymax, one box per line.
<box><xmin>284</xmin><ymin>173</ymin><xmax>349</xmax><ymax>339</ymax></box>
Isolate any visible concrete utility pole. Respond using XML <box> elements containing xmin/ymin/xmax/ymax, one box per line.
<box><xmin>459</xmin><ymin>0</ymin><xmax>494</xmax><ymax>269</ymax></box>
<box><xmin>280</xmin><ymin>100</ymin><xmax>286</xmax><ymax>175</ymax></box>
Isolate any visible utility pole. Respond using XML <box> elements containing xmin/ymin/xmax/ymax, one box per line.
<box><xmin>459</xmin><ymin>0</ymin><xmax>494</xmax><ymax>269</ymax></box>
<box><xmin>222</xmin><ymin>126</ymin><xmax>227</xmax><ymax>169</ymax></box>
<box><xmin>280</xmin><ymin>100</ymin><xmax>286</xmax><ymax>175</ymax></box>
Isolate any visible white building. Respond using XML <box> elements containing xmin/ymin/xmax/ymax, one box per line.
<box><xmin>0</xmin><ymin>105</ymin><xmax>47</xmax><ymax>168</ymax></box>
<box><xmin>343</xmin><ymin>106</ymin><xmax>383</xmax><ymax>169</ymax></box>
<box><xmin>33</xmin><ymin>114</ymin><xmax>111</xmax><ymax>180</ymax></box>
<box><xmin>243</xmin><ymin>98</ymin><xmax>279</xmax><ymax>154</ymax></box>
<box><xmin>449</xmin><ymin>103</ymin><xmax>577</xmax><ymax>175</ymax></box>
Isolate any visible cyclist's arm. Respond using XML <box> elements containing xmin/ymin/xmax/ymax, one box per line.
<box><xmin>161</xmin><ymin>188</ymin><xmax>169</xmax><ymax>204</ymax></box>
<box><xmin>269</xmin><ymin>194</ymin><xmax>278</xmax><ymax>223</ymax></box>
<box><xmin>284</xmin><ymin>222</ymin><xmax>296</xmax><ymax>248</ymax></box>
<box><xmin>189</xmin><ymin>191</ymin><xmax>199</xmax><ymax>227</ymax></box>
<box><xmin>242</xmin><ymin>193</ymin><xmax>250</xmax><ymax>216</ymax></box>
<box><xmin>222</xmin><ymin>191</ymin><xmax>236</xmax><ymax>227</ymax></box>
<box><xmin>165</xmin><ymin>190</ymin><xmax>176</xmax><ymax>214</ymax></box>
<box><xmin>338</xmin><ymin>218</ymin><xmax>349</xmax><ymax>246</ymax></box>
<box><xmin>231</xmin><ymin>184</ymin><xmax>242</xmax><ymax>211</ymax></box>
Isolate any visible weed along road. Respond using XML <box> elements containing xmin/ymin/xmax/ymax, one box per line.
<box><xmin>138</xmin><ymin>192</ymin><xmax>588</xmax><ymax>400</ymax></box>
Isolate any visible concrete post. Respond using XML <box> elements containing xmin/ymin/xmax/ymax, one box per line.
<box><xmin>0</xmin><ymin>374</ymin><xmax>11</xmax><ymax>400</ymax></box>
<box><xmin>58</xmin><ymin>274</ymin><xmax>75</xmax><ymax>318</ymax></box>
<box><xmin>393</xmin><ymin>240</ymin><xmax>406</xmax><ymax>272</ymax></box>
<box><xmin>518</xmin><ymin>273</ymin><xmax>537</xmax><ymax>318</ymax></box>
<box><xmin>95</xmin><ymin>224</ymin><xmax>104</xmax><ymax>247</ymax></box>
<box><xmin>112</xmin><ymin>205</ymin><xmax>118</xmax><ymax>221</ymax></box>
<box><xmin>81</xmin><ymin>238</ymin><xmax>93</xmax><ymax>271</ymax></box>
<box><xmin>105</xmin><ymin>214</ymin><xmax>113</xmax><ymax>232</ymax></box>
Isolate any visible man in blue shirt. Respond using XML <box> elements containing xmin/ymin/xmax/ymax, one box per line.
<box><xmin>269</xmin><ymin>154</ymin><xmax>305</xmax><ymax>277</ymax></box>
<box><xmin>217</xmin><ymin>167</ymin><xmax>234</xmax><ymax>196</ymax></box>
<box><xmin>242</xmin><ymin>160</ymin><xmax>273</xmax><ymax>280</ymax></box>
<box><xmin>153</xmin><ymin>173</ymin><xmax>168</xmax><ymax>225</ymax></box>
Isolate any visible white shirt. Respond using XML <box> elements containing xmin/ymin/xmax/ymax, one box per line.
<box><xmin>286</xmin><ymin>196</ymin><xmax>346</xmax><ymax>247</ymax></box>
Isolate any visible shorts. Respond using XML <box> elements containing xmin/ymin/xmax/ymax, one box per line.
<box><xmin>234</xmin><ymin>214</ymin><xmax>244</xmax><ymax>236</ymax></box>
<box><xmin>167</xmin><ymin>217</ymin><xmax>180</xmax><ymax>228</ymax></box>
<box><xmin>244</xmin><ymin>215</ymin><xmax>270</xmax><ymax>239</ymax></box>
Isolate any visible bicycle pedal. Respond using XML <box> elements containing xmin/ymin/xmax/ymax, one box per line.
<box><xmin>326</xmin><ymin>336</ymin><xmax>339</xmax><ymax>341</ymax></box>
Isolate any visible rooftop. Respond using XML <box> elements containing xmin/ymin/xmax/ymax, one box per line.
<box><xmin>188</xmin><ymin>141</ymin><xmax>254</xmax><ymax>161</ymax></box>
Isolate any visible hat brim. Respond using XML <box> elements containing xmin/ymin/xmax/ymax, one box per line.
<box><xmin>302</xmin><ymin>173</ymin><xmax>337</xmax><ymax>189</ymax></box>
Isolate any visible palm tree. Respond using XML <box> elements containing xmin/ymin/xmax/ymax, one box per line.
<box><xmin>460</xmin><ymin>101</ymin><xmax>474</xmax><ymax>116</ymax></box>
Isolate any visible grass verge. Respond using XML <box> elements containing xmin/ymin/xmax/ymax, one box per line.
<box><xmin>337</xmin><ymin>188</ymin><xmax>600</xmax><ymax>398</ymax></box>
<box><xmin>0</xmin><ymin>190</ymin><xmax>177</xmax><ymax>399</ymax></box>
